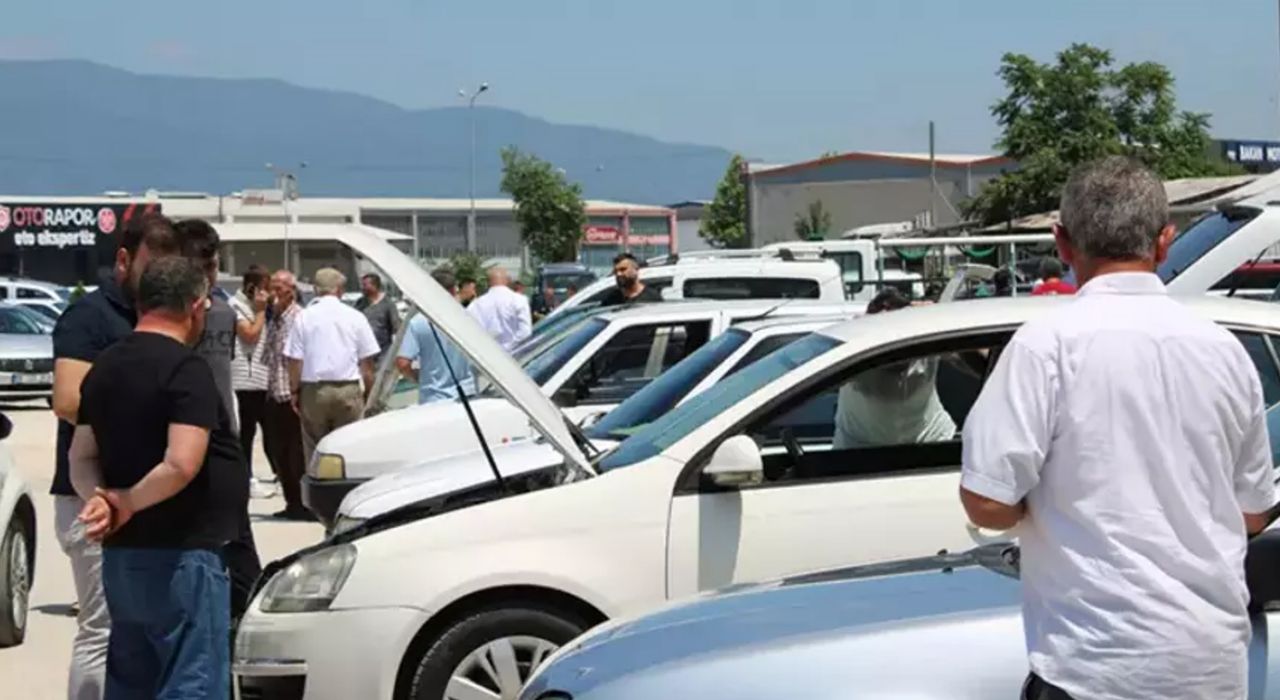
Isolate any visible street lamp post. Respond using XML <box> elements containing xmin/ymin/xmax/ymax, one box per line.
<box><xmin>459</xmin><ymin>83</ymin><xmax>490</xmax><ymax>253</ymax></box>
<box><xmin>266</xmin><ymin>162</ymin><xmax>307</xmax><ymax>270</ymax></box>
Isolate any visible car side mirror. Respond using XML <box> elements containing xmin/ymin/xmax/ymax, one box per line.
<box><xmin>704</xmin><ymin>435</ymin><xmax>764</xmax><ymax>488</ymax></box>
<box><xmin>552</xmin><ymin>384</ymin><xmax>580</xmax><ymax>409</ymax></box>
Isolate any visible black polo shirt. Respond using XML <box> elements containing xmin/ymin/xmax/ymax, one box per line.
<box><xmin>78</xmin><ymin>332</ymin><xmax>246</xmax><ymax>550</ymax></box>
<box><xmin>51</xmin><ymin>278</ymin><xmax>135</xmax><ymax>497</ymax></box>
<box><xmin>598</xmin><ymin>284</ymin><xmax>663</xmax><ymax>307</ymax></box>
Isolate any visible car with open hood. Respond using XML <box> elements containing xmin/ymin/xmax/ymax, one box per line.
<box><xmin>304</xmin><ymin>299</ymin><xmax>861</xmax><ymax>526</ymax></box>
<box><xmin>332</xmin><ymin>312</ymin><xmax>858</xmax><ymax>533</ymax></box>
<box><xmin>234</xmin><ymin>226</ymin><xmax>1280</xmax><ymax>700</ymax></box>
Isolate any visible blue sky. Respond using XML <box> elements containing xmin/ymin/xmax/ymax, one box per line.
<box><xmin>3</xmin><ymin>0</ymin><xmax>1278</xmax><ymax>161</ymax></box>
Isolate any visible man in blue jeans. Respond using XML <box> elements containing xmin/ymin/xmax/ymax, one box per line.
<box><xmin>68</xmin><ymin>256</ymin><xmax>247</xmax><ymax>698</ymax></box>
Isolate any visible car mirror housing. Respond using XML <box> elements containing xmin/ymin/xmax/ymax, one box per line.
<box><xmin>704</xmin><ymin>435</ymin><xmax>764</xmax><ymax>488</ymax></box>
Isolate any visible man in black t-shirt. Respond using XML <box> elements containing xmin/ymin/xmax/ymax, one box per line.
<box><xmin>69</xmin><ymin>257</ymin><xmax>244</xmax><ymax>699</ymax></box>
<box><xmin>597</xmin><ymin>252</ymin><xmax>662</xmax><ymax>306</ymax></box>
<box><xmin>50</xmin><ymin>212</ymin><xmax>181</xmax><ymax>700</ymax></box>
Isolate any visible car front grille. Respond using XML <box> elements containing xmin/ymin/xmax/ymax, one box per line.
<box><xmin>0</xmin><ymin>357</ymin><xmax>52</xmax><ymax>373</ymax></box>
<box><xmin>237</xmin><ymin>675</ymin><xmax>305</xmax><ymax>700</ymax></box>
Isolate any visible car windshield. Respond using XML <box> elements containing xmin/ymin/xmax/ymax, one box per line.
<box><xmin>1157</xmin><ymin>208</ymin><xmax>1262</xmax><ymax>284</ymax></box>
<box><xmin>586</xmin><ymin>327</ymin><xmax>753</xmax><ymax>441</ymax></box>
<box><xmin>597</xmin><ymin>332</ymin><xmax>841</xmax><ymax>472</ymax></box>
<box><xmin>56</xmin><ymin>287</ymin><xmax>71</xmax><ymax>301</ymax></box>
<box><xmin>0</xmin><ymin>306</ymin><xmax>51</xmax><ymax>334</ymax></box>
<box><xmin>522</xmin><ymin>316</ymin><xmax>609</xmax><ymax>386</ymax></box>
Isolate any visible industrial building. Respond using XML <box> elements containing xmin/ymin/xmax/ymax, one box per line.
<box><xmin>745</xmin><ymin>151</ymin><xmax>1013</xmax><ymax>246</ymax></box>
<box><xmin>0</xmin><ymin>192</ymin><xmax>675</xmax><ymax>286</ymax></box>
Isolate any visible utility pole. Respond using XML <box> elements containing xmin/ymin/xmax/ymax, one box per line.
<box><xmin>459</xmin><ymin>83</ymin><xmax>490</xmax><ymax>253</ymax></box>
<box><xmin>267</xmin><ymin>162</ymin><xmax>307</xmax><ymax>269</ymax></box>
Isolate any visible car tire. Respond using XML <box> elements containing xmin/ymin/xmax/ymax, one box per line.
<box><xmin>0</xmin><ymin>514</ymin><xmax>30</xmax><ymax>647</ymax></box>
<box><xmin>409</xmin><ymin>605</ymin><xmax>587</xmax><ymax>700</ymax></box>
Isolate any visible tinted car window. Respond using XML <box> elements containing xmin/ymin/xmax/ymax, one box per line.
<box><xmin>1157</xmin><ymin>208</ymin><xmax>1261</xmax><ymax>284</ymax></box>
<box><xmin>16</xmin><ymin>287</ymin><xmax>51</xmax><ymax>300</ymax></box>
<box><xmin>522</xmin><ymin>317</ymin><xmax>608</xmax><ymax>387</ymax></box>
<box><xmin>561</xmin><ymin>321</ymin><xmax>711</xmax><ymax>406</ymax></box>
<box><xmin>725</xmin><ymin>332</ymin><xmax>808</xmax><ymax>377</ymax></box>
<box><xmin>1236</xmin><ymin>333</ymin><xmax>1280</xmax><ymax>408</ymax></box>
<box><xmin>0</xmin><ymin>307</ymin><xmax>47</xmax><ymax>334</ymax></box>
<box><xmin>587</xmin><ymin>328</ymin><xmax>752</xmax><ymax>440</ymax></box>
<box><xmin>683</xmin><ymin>277</ymin><xmax>820</xmax><ymax>300</ymax></box>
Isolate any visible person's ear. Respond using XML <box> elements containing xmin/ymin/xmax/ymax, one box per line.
<box><xmin>1154</xmin><ymin>223</ymin><xmax>1177</xmax><ymax>266</ymax></box>
<box><xmin>1052</xmin><ymin>223</ymin><xmax>1075</xmax><ymax>268</ymax></box>
<box><xmin>115</xmin><ymin>248</ymin><xmax>129</xmax><ymax>276</ymax></box>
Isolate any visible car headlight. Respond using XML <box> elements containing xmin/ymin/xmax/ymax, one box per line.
<box><xmin>313</xmin><ymin>453</ymin><xmax>346</xmax><ymax>480</ymax></box>
<box><xmin>259</xmin><ymin>545</ymin><xmax>357</xmax><ymax>613</ymax></box>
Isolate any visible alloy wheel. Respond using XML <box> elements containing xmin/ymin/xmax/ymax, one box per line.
<box><xmin>445</xmin><ymin>635</ymin><xmax>560</xmax><ymax>700</ymax></box>
<box><xmin>8</xmin><ymin>529</ymin><xmax>27</xmax><ymax>632</ymax></box>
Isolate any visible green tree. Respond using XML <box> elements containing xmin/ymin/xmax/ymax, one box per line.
<box><xmin>701</xmin><ymin>154</ymin><xmax>749</xmax><ymax>248</ymax></box>
<box><xmin>967</xmin><ymin>43</ymin><xmax>1237</xmax><ymax>224</ymax></box>
<box><xmin>499</xmin><ymin>147</ymin><xmax>587</xmax><ymax>262</ymax></box>
<box><xmin>438</xmin><ymin>251</ymin><xmax>491</xmax><ymax>293</ymax></box>
<box><xmin>794</xmin><ymin>200</ymin><xmax>832</xmax><ymax>241</ymax></box>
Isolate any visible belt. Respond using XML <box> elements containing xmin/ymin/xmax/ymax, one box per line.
<box><xmin>301</xmin><ymin>380</ymin><xmax>360</xmax><ymax>386</ymax></box>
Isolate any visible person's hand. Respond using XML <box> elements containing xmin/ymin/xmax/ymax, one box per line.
<box><xmin>94</xmin><ymin>488</ymin><xmax>134</xmax><ymax>538</ymax></box>
<box><xmin>290</xmin><ymin>393</ymin><xmax>301</xmax><ymax>416</ymax></box>
<box><xmin>78</xmin><ymin>494</ymin><xmax>113</xmax><ymax>542</ymax></box>
<box><xmin>253</xmin><ymin>286</ymin><xmax>270</xmax><ymax>312</ymax></box>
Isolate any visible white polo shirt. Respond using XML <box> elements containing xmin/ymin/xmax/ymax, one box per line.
<box><xmin>467</xmin><ymin>284</ymin><xmax>531</xmax><ymax>351</ymax></box>
<box><xmin>962</xmin><ymin>272</ymin><xmax>1275</xmax><ymax>700</ymax></box>
<box><xmin>283</xmin><ymin>295</ymin><xmax>381</xmax><ymax>383</ymax></box>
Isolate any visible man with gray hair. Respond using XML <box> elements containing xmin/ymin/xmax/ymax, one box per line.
<box><xmin>284</xmin><ymin>268</ymin><xmax>380</xmax><ymax>475</ymax></box>
<box><xmin>960</xmin><ymin>156</ymin><xmax>1275</xmax><ymax>699</ymax></box>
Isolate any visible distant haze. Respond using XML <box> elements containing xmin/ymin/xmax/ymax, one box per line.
<box><xmin>0</xmin><ymin>60</ymin><xmax>734</xmax><ymax>204</ymax></box>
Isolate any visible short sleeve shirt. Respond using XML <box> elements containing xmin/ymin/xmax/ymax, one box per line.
<box><xmin>960</xmin><ymin>272</ymin><xmax>1275</xmax><ymax>700</ymax></box>
<box><xmin>356</xmin><ymin>295</ymin><xmax>400</xmax><ymax>352</ymax></box>
<box><xmin>51</xmin><ymin>278</ymin><xmax>135</xmax><ymax>496</ymax></box>
<box><xmin>598</xmin><ymin>284</ymin><xmax>663</xmax><ymax>307</ymax></box>
<box><xmin>194</xmin><ymin>290</ymin><xmax>238</xmax><ymax>433</ymax></box>
<box><xmin>78</xmin><ymin>332</ymin><xmax>248</xmax><ymax>550</ymax></box>
<box><xmin>466</xmin><ymin>286</ymin><xmax>532</xmax><ymax>351</ymax></box>
<box><xmin>398</xmin><ymin>315</ymin><xmax>474</xmax><ymax>403</ymax></box>
<box><xmin>284</xmin><ymin>296</ymin><xmax>381</xmax><ymax>382</ymax></box>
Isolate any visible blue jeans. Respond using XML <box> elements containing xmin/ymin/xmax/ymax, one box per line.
<box><xmin>101</xmin><ymin>548</ymin><xmax>230</xmax><ymax>700</ymax></box>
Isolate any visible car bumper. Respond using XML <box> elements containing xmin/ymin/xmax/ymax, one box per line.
<box><xmin>234</xmin><ymin>605</ymin><xmax>428</xmax><ymax>700</ymax></box>
<box><xmin>300</xmin><ymin>476</ymin><xmax>366</xmax><ymax>528</ymax></box>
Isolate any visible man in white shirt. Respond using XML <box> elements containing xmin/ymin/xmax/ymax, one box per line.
<box><xmin>467</xmin><ymin>266</ymin><xmax>531</xmax><ymax>351</ymax></box>
<box><xmin>960</xmin><ymin>156</ymin><xmax>1276</xmax><ymax>700</ymax></box>
<box><xmin>284</xmin><ymin>267</ymin><xmax>381</xmax><ymax>465</ymax></box>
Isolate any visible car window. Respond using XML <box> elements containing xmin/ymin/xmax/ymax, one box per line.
<box><xmin>0</xmin><ymin>307</ymin><xmax>47</xmax><ymax>334</ymax></box>
<box><xmin>1268</xmin><ymin>403</ymin><xmax>1280</xmax><ymax>467</ymax></box>
<box><xmin>558</xmin><ymin>320</ymin><xmax>711</xmax><ymax>407</ymax></box>
<box><xmin>0</xmin><ymin>288</ymin><xmax>8</xmax><ymax>300</ymax></box>
<box><xmin>823</xmin><ymin>252</ymin><xmax>864</xmax><ymax>296</ymax></box>
<box><xmin>16</xmin><ymin>287</ymin><xmax>51</xmax><ymax>300</ymax></box>
<box><xmin>23</xmin><ymin>304</ymin><xmax>60</xmax><ymax>322</ymax></box>
<box><xmin>726</xmin><ymin>335</ymin><xmax>1002</xmax><ymax>487</ymax></box>
<box><xmin>599</xmin><ymin>332</ymin><xmax>842</xmax><ymax>471</ymax></box>
<box><xmin>725</xmin><ymin>332</ymin><xmax>808</xmax><ymax>377</ymax></box>
<box><xmin>683</xmin><ymin>277</ymin><xmax>820</xmax><ymax>300</ymax></box>
<box><xmin>1236</xmin><ymin>333</ymin><xmax>1280</xmax><ymax>408</ymax></box>
<box><xmin>645</xmin><ymin>277</ymin><xmax>673</xmax><ymax>293</ymax></box>
<box><xmin>521</xmin><ymin>317</ymin><xmax>609</xmax><ymax>387</ymax></box>
<box><xmin>587</xmin><ymin>327</ymin><xmax>752</xmax><ymax>440</ymax></box>
<box><xmin>1157</xmin><ymin>208</ymin><xmax>1261</xmax><ymax>285</ymax></box>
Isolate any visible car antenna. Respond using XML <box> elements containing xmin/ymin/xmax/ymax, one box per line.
<box><xmin>429</xmin><ymin>321</ymin><xmax>508</xmax><ymax>494</ymax></box>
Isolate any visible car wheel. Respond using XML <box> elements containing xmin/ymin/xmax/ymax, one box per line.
<box><xmin>0</xmin><ymin>515</ymin><xmax>30</xmax><ymax>646</ymax></box>
<box><xmin>409</xmin><ymin>606</ymin><xmax>586</xmax><ymax>700</ymax></box>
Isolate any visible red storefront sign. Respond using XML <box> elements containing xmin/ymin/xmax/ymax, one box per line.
<box><xmin>584</xmin><ymin>226</ymin><xmax>621</xmax><ymax>244</ymax></box>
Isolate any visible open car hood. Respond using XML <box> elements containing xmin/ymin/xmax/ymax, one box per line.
<box><xmin>340</xmin><ymin>229</ymin><xmax>591</xmax><ymax>473</ymax></box>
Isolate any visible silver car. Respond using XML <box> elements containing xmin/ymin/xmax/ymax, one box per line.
<box><xmin>0</xmin><ymin>305</ymin><xmax>54</xmax><ymax>403</ymax></box>
<box><xmin>521</xmin><ymin>533</ymin><xmax>1280</xmax><ymax>700</ymax></box>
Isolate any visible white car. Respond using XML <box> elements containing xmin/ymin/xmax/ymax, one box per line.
<box><xmin>233</xmin><ymin>232</ymin><xmax>1280</xmax><ymax>700</ymax></box>
<box><xmin>303</xmin><ymin>299</ymin><xmax>860</xmax><ymax>526</ymax></box>
<box><xmin>0</xmin><ymin>414</ymin><xmax>34</xmax><ymax>647</ymax></box>
<box><xmin>543</xmin><ymin>258</ymin><xmax>846</xmax><ymax>322</ymax></box>
<box><xmin>333</xmin><ymin>312</ymin><xmax>856</xmax><ymax>531</ymax></box>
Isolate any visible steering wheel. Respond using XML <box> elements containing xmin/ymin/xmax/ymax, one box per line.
<box><xmin>779</xmin><ymin>427</ymin><xmax>805</xmax><ymax>463</ymax></box>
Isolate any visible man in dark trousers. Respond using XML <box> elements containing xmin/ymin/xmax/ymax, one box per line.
<box><xmin>174</xmin><ymin>219</ymin><xmax>261</xmax><ymax>617</ymax></box>
<box><xmin>50</xmin><ymin>212</ymin><xmax>181</xmax><ymax>700</ymax></box>
<box><xmin>69</xmin><ymin>256</ymin><xmax>245</xmax><ymax>699</ymax></box>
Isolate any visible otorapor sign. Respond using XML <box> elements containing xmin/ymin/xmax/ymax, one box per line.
<box><xmin>0</xmin><ymin>202</ymin><xmax>163</xmax><ymax>284</ymax></box>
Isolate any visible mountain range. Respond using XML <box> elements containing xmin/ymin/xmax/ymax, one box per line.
<box><xmin>0</xmin><ymin>60</ymin><xmax>734</xmax><ymax>204</ymax></box>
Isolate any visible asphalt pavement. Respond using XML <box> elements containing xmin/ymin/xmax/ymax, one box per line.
<box><xmin>0</xmin><ymin>403</ymin><xmax>324</xmax><ymax>699</ymax></box>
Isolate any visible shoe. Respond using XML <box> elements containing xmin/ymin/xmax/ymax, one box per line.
<box><xmin>250</xmin><ymin>478</ymin><xmax>278</xmax><ymax>499</ymax></box>
<box><xmin>259</xmin><ymin>475</ymin><xmax>279</xmax><ymax>484</ymax></box>
<box><xmin>273</xmin><ymin>508</ymin><xmax>317</xmax><ymax>522</ymax></box>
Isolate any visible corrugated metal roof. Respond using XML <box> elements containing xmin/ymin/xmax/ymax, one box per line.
<box><xmin>748</xmin><ymin>150</ymin><xmax>1011</xmax><ymax>178</ymax></box>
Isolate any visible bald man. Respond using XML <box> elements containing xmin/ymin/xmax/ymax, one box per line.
<box><xmin>467</xmin><ymin>267</ymin><xmax>531</xmax><ymax>351</ymax></box>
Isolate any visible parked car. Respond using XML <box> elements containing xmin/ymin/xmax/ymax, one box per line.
<box><xmin>332</xmin><ymin>312</ymin><xmax>857</xmax><ymax>533</ymax></box>
<box><xmin>233</xmin><ymin>233</ymin><xmax>1280</xmax><ymax>700</ymax></box>
<box><xmin>0</xmin><ymin>305</ymin><xmax>54</xmax><ymax>403</ymax></box>
<box><xmin>542</xmin><ymin>258</ymin><xmax>846</xmax><ymax>323</ymax></box>
<box><xmin>16</xmin><ymin>300</ymin><xmax>66</xmax><ymax>322</ymax></box>
<box><xmin>0</xmin><ymin>413</ymin><xmax>34</xmax><ymax>647</ymax></box>
<box><xmin>530</xmin><ymin>262</ymin><xmax>597</xmax><ymax>317</ymax></box>
<box><xmin>304</xmin><ymin>299</ymin><xmax>860</xmax><ymax>526</ymax></box>
<box><xmin>521</xmin><ymin>531</ymin><xmax>1280</xmax><ymax>700</ymax></box>
<box><xmin>0</xmin><ymin>277</ymin><xmax>68</xmax><ymax>306</ymax></box>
